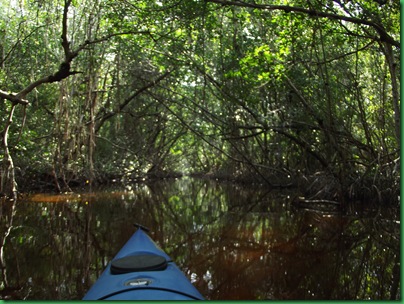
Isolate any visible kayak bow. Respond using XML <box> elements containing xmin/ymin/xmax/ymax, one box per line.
<box><xmin>83</xmin><ymin>225</ymin><xmax>204</xmax><ymax>300</ymax></box>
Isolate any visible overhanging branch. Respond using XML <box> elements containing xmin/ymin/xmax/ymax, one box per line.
<box><xmin>206</xmin><ymin>0</ymin><xmax>399</xmax><ymax>48</ymax></box>
<box><xmin>1</xmin><ymin>1</ymin><xmax>152</xmax><ymax>106</ymax></box>
<box><xmin>94</xmin><ymin>70</ymin><xmax>173</xmax><ymax>133</ymax></box>
<box><xmin>0</xmin><ymin>90</ymin><xmax>28</xmax><ymax>105</ymax></box>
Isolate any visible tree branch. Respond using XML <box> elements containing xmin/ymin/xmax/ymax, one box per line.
<box><xmin>272</xmin><ymin>126</ymin><xmax>329</xmax><ymax>169</ymax></box>
<box><xmin>0</xmin><ymin>90</ymin><xmax>28</xmax><ymax>105</ymax></box>
<box><xmin>94</xmin><ymin>70</ymin><xmax>173</xmax><ymax>133</ymax></box>
<box><xmin>1</xmin><ymin>0</ymin><xmax>77</xmax><ymax>103</ymax></box>
<box><xmin>206</xmin><ymin>0</ymin><xmax>399</xmax><ymax>48</ymax></box>
<box><xmin>61</xmin><ymin>0</ymin><xmax>73</xmax><ymax>60</ymax></box>
<box><xmin>1</xmin><ymin>1</ymin><xmax>151</xmax><ymax>105</ymax></box>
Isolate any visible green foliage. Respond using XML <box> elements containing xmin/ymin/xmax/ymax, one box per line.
<box><xmin>0</xmin><ymin>0</ymin><xmax>399</xmax><ymax>202</ymax></box>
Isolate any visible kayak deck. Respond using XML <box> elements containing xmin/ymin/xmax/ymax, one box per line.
<box><xmin>83</xmin><ymin>226</ymin><xmax>204</xmax><ymax>300</ymax></box>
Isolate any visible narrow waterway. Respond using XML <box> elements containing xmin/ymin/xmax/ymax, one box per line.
<box><xmin>0</xmin><ymin>177</ymin><xmax>400</xmax><ymax>300</ymax></box>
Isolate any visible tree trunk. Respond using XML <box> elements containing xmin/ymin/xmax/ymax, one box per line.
<box><xmin>381</xmin><ymin>42</ymin><xmax>400</xmax><ymax>146</ymax></box>
<box><xmin>1</xmin><ymin>104</ymin><xmax>17</xmax><ymax>200</ymax></box>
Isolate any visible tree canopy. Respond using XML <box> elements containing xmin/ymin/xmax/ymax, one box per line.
<box><xmin>0</xmin><ymin>0</ymin><xmax>400</xmax><ymax>204</ymax></box>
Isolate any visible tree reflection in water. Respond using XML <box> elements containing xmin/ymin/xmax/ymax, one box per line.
<box><xmin>0</xmin><ymin>178</ymin><xmax>400</xmax><ymax>300</ymax></box>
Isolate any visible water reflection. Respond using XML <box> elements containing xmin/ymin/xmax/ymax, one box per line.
<box><xmin>0</xmin><ymin>178</ymin><xmax>400</xmax><ymax>300</ymax></box>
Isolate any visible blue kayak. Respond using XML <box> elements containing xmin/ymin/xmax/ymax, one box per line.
<box><xmin>83</xmin><ymin>225</ymin><xmax>204</xmax><ymax>300</ymax></box>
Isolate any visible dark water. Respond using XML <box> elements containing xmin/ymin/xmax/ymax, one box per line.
<box><xmin>0</xmin><ymin>178</ymin><xmax>400</xmax><ymax>300</ymax></box>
